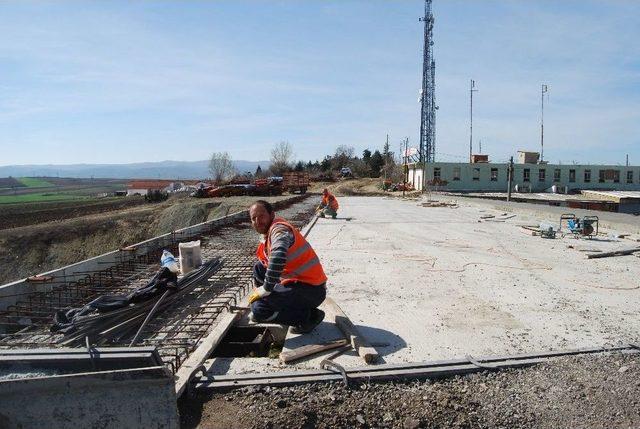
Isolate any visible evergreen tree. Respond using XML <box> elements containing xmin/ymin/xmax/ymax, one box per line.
<box><xmin>320</xmin><ymin>156</ymin><xmax>332</xmax><ymax>172</ymax></box>
<box><xmin>294</xmin><ymin>161</ymin><xmax>304</xmax><ymax>171</ymax></box>
<box><xmin>255</xmin><ymin>165</ymin><xmax>263</xmax><ymax>177</ymax></box>
<box><xmin>369</xmin><ymin>150</ymin><xmax>384</xmax><ymax>177</ymax></box>
<box><xmin>362</xmin><ymin>149</ymin><xmax>372</xmax><ymax>165</ymax></box>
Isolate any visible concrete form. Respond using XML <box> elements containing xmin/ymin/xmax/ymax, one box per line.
<box><xmin>0</xmin><ymin>366</ymin><xmax>178</xmax><ymax>428</ymax></box>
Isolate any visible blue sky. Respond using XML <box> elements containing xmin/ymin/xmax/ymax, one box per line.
<box><xmin>1</xmin><ymin>0</ymin><xmax>639</xmax><ymax>166</ymax></box>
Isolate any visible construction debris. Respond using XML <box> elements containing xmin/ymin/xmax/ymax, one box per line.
<box><xmin>420</xmin><ymin>201</ymin><xmax>458</xmax><ymax>208</ymax></box>
<box><xmin>586</xmin><ymin>246</ymin><xmax>640</xmax><ymax>259</ymax></box>
<box><xmin>279</xmin><ymin>339</ymin><xmax>349</xmax><ymax>364</ymax></box>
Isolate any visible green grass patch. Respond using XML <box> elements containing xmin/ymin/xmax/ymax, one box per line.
<box><xmin>17</xmin><ymin>177</ymin><xmax>55</xmax><ymax>188</ymax></box>
<box><xmin>0</xmin><ymin>193</ymin><xmax>88</xmax><ymax>204</ymax></box>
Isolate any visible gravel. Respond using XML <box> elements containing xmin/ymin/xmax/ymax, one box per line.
<box><xmin>179</xmin><ymin>351</ymin><xmax>640</xmax><ymax>429</ymax></box>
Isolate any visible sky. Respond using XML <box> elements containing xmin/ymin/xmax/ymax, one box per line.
<box><xmin>1</xmin><ymin>0</ymin><xmax>639</xmax><ymax>167</ymax></box>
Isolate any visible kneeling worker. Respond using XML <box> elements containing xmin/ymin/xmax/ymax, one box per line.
<box><xmin>318</xmin><ymin>188</ymin><xmax>339</xmax><ymax>219</ymax></box>
<box><xmin>248</xmin><ymin>200</ymin><xmax>326</xmax><ymax>334</ymax></box>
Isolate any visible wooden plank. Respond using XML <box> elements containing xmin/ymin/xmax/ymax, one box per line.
<box><xmin>279</xmin><ymin>339</ymin><xmax>348</xmax><ymax>364</ymax></box>
<box><xmin>173</xmin><ymin>307</ymin><xmax>245</xmax><ymax>397</ymax></box>
<box><xmin>586</xmin><ymin>246</ymin><xmax>640</xmax><ymax>259</ymax></box>
<box><xmin>321</xmin><ymin>297</ymin><xmax>379</xmax><ymax>364</ymax></box>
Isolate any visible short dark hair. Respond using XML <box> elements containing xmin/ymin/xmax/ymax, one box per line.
<box><xmin>251</xmin><ymin>200</ymin><xmax>274</xmax><ymax>214</ymax></box>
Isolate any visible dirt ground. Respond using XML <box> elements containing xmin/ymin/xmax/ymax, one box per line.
<box><xmin>179</xmin><ymin>352</ymin><xmax>640</xmax><ymax>429</ymax></box>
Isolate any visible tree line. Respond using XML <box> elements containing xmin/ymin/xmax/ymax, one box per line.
<box><xmin>209</xmin><ymin>140</ymin><xmax>404</xmax><ymax>183</ymax></box>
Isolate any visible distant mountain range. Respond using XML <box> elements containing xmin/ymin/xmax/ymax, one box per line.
<box><xmin>0</xmin><ymin>160</ymin><xmax>271</xmax><ymax>180</ymax></box>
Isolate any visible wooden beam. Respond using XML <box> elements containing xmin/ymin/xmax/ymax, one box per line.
<box><xmin>321</xmin><ymin>297</ymin><xmax>379</xmax><ymax>364</ymax></box>
<box><xmin>586</xmin><ymin>246</ymin><xmax>640</xmax><ymax>259</ymax></box>
<box><xmin>279</xmin><ymin>339</ymin><xmax>348</xmax><ymax>364</ymax></box>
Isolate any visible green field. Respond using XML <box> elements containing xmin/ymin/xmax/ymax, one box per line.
<box><xmin>17</xmin><ymin>177</ymin><xmax>55</xmax><ymax>188</ymax></box>
<box><xmin>0</xmin><ymin>193</ymin><xmax>88</xmax><ymax>204</ymax></box>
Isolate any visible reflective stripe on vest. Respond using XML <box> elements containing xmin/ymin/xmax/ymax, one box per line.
<box><xmin>255</xmin><ymin>218</ymin><xmax>327</xmax><ymax>286</ymax></box>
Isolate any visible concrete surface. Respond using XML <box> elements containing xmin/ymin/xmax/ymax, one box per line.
<box><xmin>204</xmin><ymin>195</ymin><xmax>640</xmax><ymax>375</ymax></box>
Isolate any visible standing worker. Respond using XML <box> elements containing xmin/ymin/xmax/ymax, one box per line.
<box><xmin>248</xmin><ymin>200</ymin><xmax>327</xmax><ymax>334</ymax></box>
<box><xmin>317</xmin><ymin>188</ymin><xmax>339</xmax><ymax>219</ymax></box>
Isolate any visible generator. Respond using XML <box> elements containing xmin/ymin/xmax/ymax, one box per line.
<box><xmin>559</xmin><ymin>213</ymin><xmax>599</xmax><ymax>239</ymax></box>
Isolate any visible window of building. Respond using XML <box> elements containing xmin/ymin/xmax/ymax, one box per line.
<box><xmin>569</xmin><ymin>169</ymin><xmax>576</xmax><ymax>183</ymax></box>
<box><xmin>584</xmin><ymin>169</ymin><xmax>591</xmax><ymax>183</ymax></box>
<box><xmin>473</xmin><ymin>168</ymin><xmax>480</xmax><ymax>181</ymax></box>
<box><xmin>599</xmin><ymin>169</ymin><xmax>621</xmax><ymax>183</ymax></box>
<box><xmin>554</xmin><ymin>169</ymin><xmax>561</xmax><ymax>182</ymax></box>
<box><xmin>539</xmin><ymin>169</ymin><xmax>546</xmax><ymax>182</ymax></box>
<box><xmin>627</xmin><ymin>171</ymin><xmax>634</xmax><ymax>184</ymax></box>
<box><xmin>490</xmin><ymin>168</ymin><xmax>498</xmax><ymax>181</ymax></box>
<box><xmin>453</xmin><ymin>167</ymin><xmax>461</xmax><ymax>181</ymax></box>
<box><xmin>433</xmin><ymin>168</ymin><xmax>441</xmax><ymax>180</ymax></box>
<box><xmin>523</xmin><ymin>168</ymin><xmax>530</xmax><ymax>182</ymax></box>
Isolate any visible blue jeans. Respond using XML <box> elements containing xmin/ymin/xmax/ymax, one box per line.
<box><xmin>251</xmin><ymin>261</ymin><xmax>326</xmax><ymax>326</ymax></box>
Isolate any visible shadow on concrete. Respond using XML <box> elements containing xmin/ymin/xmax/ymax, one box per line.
<box><xmin>353</xmin><ymin>323</ymin><xmax>408</xmax><ymax>357</ymax></box>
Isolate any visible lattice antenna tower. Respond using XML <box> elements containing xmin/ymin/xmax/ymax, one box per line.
<box><xmin>418</xmin><ymin>0</ymin><xmax>436</xmax><ymax>163</ymax></box>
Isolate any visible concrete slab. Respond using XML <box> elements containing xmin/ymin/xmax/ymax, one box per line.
<box><xmin>207</xmin><ymin>196</ymin><xmax>640</xmax><ymax>375</ymax></box>
<box><xmin>284</xmin><ymin>196</ymin><xmax>640</xmax><ymax>369</ymax></box>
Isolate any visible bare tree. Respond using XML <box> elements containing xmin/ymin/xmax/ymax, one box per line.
<box><xmin>270</xmin><ymin>141</ymin><xmax>294</xmax><ymax>176</ymax></box>
<box><xmin>208</xmin><ymin>152</ymin><xmax>236</xmax><ymax>184</ymax></box>
<box><xmin>332</xmin><ymin>145</ymin><xmax>355</xmax><ymax>170</ymax></box>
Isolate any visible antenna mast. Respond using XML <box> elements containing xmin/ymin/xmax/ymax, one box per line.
<box><xmin>418</xmin><ymin>0</ymin><xmax>436</xmax><ymax>164</ymax></box>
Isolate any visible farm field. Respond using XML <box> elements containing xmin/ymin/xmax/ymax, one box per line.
<box><xmin>0</xmin><ymin>176</ymin><xmax>128</xmax><ymax>201</ymax></box>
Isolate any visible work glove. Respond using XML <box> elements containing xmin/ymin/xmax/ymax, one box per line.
<box><xmin>248</xmin><ymin>286</ymin><xmax>271</xmax><ymax>304</ymax></box>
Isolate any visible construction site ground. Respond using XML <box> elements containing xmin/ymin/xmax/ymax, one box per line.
<box><xmin>3</xmin><ymin>181</ymin><xmax>639</xmax><ymax>428</ymax></box>
<box><xmin>181</xmin><ymin>194</ymin><xmax>640</xmax><ymax>428</ymax></box>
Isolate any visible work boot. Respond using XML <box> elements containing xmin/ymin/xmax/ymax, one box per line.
<box><xmin>290</xmin><ymin>309</ymin><xmax>325</xmax><ymax>334</ymax></box>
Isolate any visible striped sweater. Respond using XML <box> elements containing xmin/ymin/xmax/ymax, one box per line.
<box><xmin>262</xmin><ymin>224</ymin><xmax>294</xmax><ymax>292</ymax></box>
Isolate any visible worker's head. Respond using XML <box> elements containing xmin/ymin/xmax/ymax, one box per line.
<box><xmin>249</xmin><ymin>200</ymin><xmax>275</xmax><ymax>235</ymax></box>
<box><xmin>322</xmin><ymin>188</ymin><xmax>329</xmax><ymax>195</ymax></box>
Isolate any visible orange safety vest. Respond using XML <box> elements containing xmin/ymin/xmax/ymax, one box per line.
<box><xmin>322</xmin><ymin>193</ymin><xmax>339</xmax><ymax>211</ymax></box>
<box><xmin>256</xmin><ymin>218</ymin><xmax>327</xmax><ymax>286</ymax></box>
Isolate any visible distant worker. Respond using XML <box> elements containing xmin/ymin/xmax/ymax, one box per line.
<box><xmin>317</xmin><ymin>188</ymin><xmax>339</xmax><ymax>219</ymax></box>
<box><xmin>248</xmin><ymin>200</ymin><xmax>327</xmax><ymax>334</ymax></box>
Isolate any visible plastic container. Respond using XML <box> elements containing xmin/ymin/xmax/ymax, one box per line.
<box><xmin>179</xmin><ymin>240</ymin><xmax>202</xmax><ymax>274</ymax></box>
<box><xmin>160</xmin><ymin>250</ymin><xmax>180</xmax><ymax>273</ymax></box>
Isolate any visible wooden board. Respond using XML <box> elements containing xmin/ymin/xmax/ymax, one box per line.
<box><xmin>321</xmin><ymin>297</ymin><xmax>379</xmax><ymax>364</ymax></box>
<box><xmin>279</xmin><ymin>339</ymin><xmax>349</xmax><ymax>364</ymax></box>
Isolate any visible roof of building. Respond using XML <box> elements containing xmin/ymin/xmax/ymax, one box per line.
<box><xmin>581</xmin><ymin>190</ymin><xmax>640</xmax><ymax>202</ymax></box>
<box><xmin>127</xmin><ymin>180</ymin><xmax>174</xmax><ymax>189</ymax></box>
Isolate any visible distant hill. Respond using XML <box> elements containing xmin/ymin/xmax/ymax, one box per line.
<box><xmin>0</xmin><ymin>160</ymin><xmax>271</xmax><ymax>180</ymax></box>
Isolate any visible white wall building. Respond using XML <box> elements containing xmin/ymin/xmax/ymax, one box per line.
<box><xmin>407</xmin><ymin>162</ymin><xmax>640</xmax><ymax>193</ymax></box>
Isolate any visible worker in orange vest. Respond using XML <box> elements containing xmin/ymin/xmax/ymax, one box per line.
<box><xmin>317</xmin><ymin>188</ymin><xmax>339</xmax><ymax>219</ymax></box>
<box><xmin>248</xmin><ymin>200</ymin><xmax>327</xmax><ymax>333</ymax></box>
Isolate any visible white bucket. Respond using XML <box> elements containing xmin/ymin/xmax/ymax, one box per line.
<box><xmin>179</xmin><ymin>240</ymin><xmax>202</xmax><ymax>274</ymax></box>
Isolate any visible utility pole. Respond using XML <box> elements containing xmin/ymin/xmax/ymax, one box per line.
<box><xmin>507</xmin><ymin>156</ymin><xmax>514</xmax><ymax>202</ymax></box>
<box><xmin>540</xmin><ymin>84</ymin><xmax>548</xmax><ymax>162</ymax></box>
<box><xmin>469</xmin><ymin>79</ymin><xmax>477</xmax><ymax>163</ymax></box>
<box><xmin>403</xmin><ymin>138</ymin><xmax>409</xmax><ymax>198</ymax></box>
<box><xmin>626</xmin><ymin>154</ymin><xmax>629</xmax><ymax>167</ymax></box>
